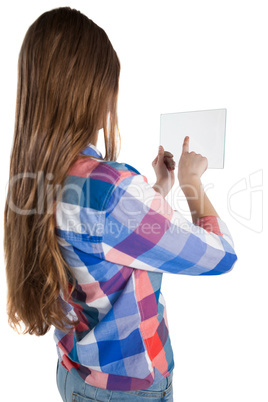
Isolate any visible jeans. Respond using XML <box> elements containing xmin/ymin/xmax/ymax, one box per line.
<box><xmin>56</xmin><ymin>359</ymin><xmax>173</xmax><ymax>401</ymax></box>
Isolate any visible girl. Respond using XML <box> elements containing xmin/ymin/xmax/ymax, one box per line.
<box><xmin>4</xmin><ymin>7</ymin><xmax>238</xmax><ymax>402</ymax></box>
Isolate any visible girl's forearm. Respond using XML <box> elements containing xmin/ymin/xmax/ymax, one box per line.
<box><xmin>180</xmin><ymin>176</ymin><xmax>220</xmax><ymax>224</ymax></box>
<box><xmin>153</xmin><ymin>176</ymin><xmax>220</xmax><ymax>224</ymax></box>
<box><xmin>153</xmin><ymin>180</ymin><xmax>169</xmax><ymax>198</ymax></box>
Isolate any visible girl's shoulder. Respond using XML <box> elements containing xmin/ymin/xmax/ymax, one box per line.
<box><xmin>103</xmin><ymin>160</ymin><xmax>141</xmax><ymax>175</ymax></box>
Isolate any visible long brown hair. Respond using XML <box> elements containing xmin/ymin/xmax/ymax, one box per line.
<box><xmin>4</xmin><ymin>7</ymin><xmax>121</xmax><ymax>336</ymax></box>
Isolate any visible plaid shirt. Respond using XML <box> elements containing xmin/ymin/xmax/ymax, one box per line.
<box><xmin>53</xmin><ymin>143</ymin><xmax>238</xmax><ymax>391</ymax></box>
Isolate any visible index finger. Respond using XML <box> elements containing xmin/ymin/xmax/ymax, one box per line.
<box><xmin>182</xmin><ymin>136</ymin><xmax>189</xmax><ymax>154</ymax></box>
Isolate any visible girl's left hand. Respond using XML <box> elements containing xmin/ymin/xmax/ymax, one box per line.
<box><xmin>152</xmin><ymin>145</ymin><xmax>176</xmax><ymax>196</ymax></box>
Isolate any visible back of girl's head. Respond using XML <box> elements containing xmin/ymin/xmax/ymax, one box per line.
<box><xmin>4</xmin><ymin>7</ymin><xmax>121</xmax><ymax>336</ymax></box>
<box><xmin>17</xmin><ymin>7</ymin><xmax>121</xmax><ymax>162</ymax></box>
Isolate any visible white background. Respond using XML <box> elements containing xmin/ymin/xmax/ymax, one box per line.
<box><xmin>0</xmin><ymin>1</ymin><xmax>267</xmax><ymax>401</ymax></box>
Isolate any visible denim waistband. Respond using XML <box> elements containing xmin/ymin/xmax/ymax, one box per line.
<box><xmin>57</xmin><ymin>360</ymin><xmax>174</xmax><ymax>401</ymax></box>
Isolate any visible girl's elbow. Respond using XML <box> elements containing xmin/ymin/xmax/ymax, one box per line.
<box><xmin>205</xmin><ymin>252</ymin><xmax>238</xmax><ymax>275</ymax></box>
<box><xmin>221</xmin><ymin>252</ymin><xmax>238</xmax><ymax>275</ymax></box>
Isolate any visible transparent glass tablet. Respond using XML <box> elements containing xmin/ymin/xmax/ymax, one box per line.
<box><xmin>160</xmin><ymin>108</ymin><xmax>227</xmax><ymax>169</ymax></box>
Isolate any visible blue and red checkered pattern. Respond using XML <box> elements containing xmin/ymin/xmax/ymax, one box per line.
<box><xmin>53</xmin><ymin>143</ymin><xmax>238</xmax><ymax>391</ymax></box>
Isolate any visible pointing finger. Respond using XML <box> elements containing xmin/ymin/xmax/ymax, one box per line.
<box><xmin>182</xmin><ymin>136</ymin><xmax>189</xmax><ymax>154</ymax></box>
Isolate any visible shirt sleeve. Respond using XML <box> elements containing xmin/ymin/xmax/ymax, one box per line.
<box><xmin>100</xmin><ymin>172</ymin><xmax>238</xmax><ymax>275</ymax></box>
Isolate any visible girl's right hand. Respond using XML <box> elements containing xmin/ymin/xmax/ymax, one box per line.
<box><xmin>178</xmin><ymin>136</ymin><xmax>208</xmax><ymax>188</ymax></box>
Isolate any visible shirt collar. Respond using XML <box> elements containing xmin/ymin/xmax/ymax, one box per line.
<box><xmin>80</xmin><ymin>143</ymin><xmax>103</xmax><ymax>159</ymax></box>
